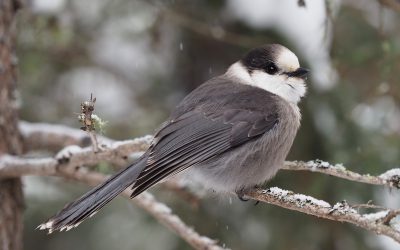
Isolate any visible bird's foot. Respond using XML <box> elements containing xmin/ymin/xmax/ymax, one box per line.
<box><xmin>236</xmin><ymin>186</ymin><xmax>262</xmax><ymax>205</ymax></box>
<box><xmin>236</xmin><ymin>188</ymin><xmax>249</xmax><ymax>202</ymax></box>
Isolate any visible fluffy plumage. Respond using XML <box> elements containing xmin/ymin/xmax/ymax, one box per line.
<box><xmin>39</xmin><ymin>43</ymin><xmax>308</xmax><ymax>232</ymax></box>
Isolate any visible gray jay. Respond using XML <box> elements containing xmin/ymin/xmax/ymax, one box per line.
<box><xmin>39</xmin><ymin>44</ymin><xmax>308</xmax><ymax>232</ymax></box>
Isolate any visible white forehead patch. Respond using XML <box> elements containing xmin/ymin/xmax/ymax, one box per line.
<box><xmin>226</xmin><ymin>62</ymin><xmax>306</xmax><ymax>104</ymax></box>
<box><xmin>276</xmin><ymin>48</ymin><xmax>300</xmax><ymax>72</ymax></box>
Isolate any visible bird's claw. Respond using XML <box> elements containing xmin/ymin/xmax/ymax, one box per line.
<box><xmin>236</xmin><ymin>189</ymin><xmax>249</xmax><ymax>202</ymax></box>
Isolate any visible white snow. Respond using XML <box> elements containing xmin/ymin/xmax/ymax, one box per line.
<box><xmin>55</xmin><ymin>145</ymin><xmax>83</xmax><ymax>160</ymax></box>
<box><xmin>152</xmin><ymin>202</ymin><xmax>172</xmax><ymax>214</ymax></box>
<box><xmin>132</xmin><ymin>135</ymin><xmax>153</xmax><ymax>145</ymax></box>
<box><xmin>306</xmin><ymin>160</ymin><xmax>329</xmax><ymax>169</ymax></box>
<box><xmin>363</xmin><ymin>210</ymin><xmax>390</xmax><ymax>221</ymax></box>
<box><xmin>331</xmin><ymin>202</ymin><xmax>357</xmax><ymax>215</ymax></box>
<box><xmin>320</xmin><ymin>161</ymin><xmax>330</xmax><ymax>168</ymax></box>
<box><xmin>110</xmin><ymin>135</ymin><xmax>152</xmax><ymax>149</ymax></box>
<box><xmin>291</xmin><ymin>194</ymin><xmax>331</xmax><ymax>208</ymax></box>
<box><xmin>334</xmin><ymin>163</ymin><xmax>346</xmax><ymax>170</ymax></box>
<box><xmin>306</xmin><ymin>160</ymin><xmax>346</xmax><ymax>171</ymax></box>
<box><xmin>392</xmin><ymin>219</ymin><xmax>400</xmax><ymax>231</ymax></box>
<box><xmin>19</xmin><ymin>121</ymin><xmax>87</xmax><ymax>140</ymax></box>
<box><xmin>142</xmin><ymin>193</ymin><xmax>172</xmax><ymax>214</ymax></box>
<box><xmin>264</xmin><ymin>187</ymin><xmax>331</xmax><ymax>208</ymax></box>
<box><xmin>265</xmin><ymin>186</ymin><xmax>290</xmax><ymax>197</ymax></box>
<box><xmin>379</xmin><ymin>168</ymin><xmax>400</xmax><ymax>180</ymax></box>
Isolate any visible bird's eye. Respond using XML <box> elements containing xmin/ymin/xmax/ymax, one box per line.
<box><xmin>265</xmin><ymin>63</ymin><xmax>278</xmax><ymax>75</ymax></box>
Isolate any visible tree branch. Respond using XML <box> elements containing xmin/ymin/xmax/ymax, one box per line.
<box><xmin>16</xmin><ymin>123</ymin><xmax>225</xmax><ymax>249</ymax></box>
<box><xmin>0</xmin><ymin>135</ymin><xmax>152</xmax><ymax>178</ymax></box>
<box><xmin>243</xmin><ymin>187</ymin><xmax>400</xmax><ymax>243</ymax></box>
<box><xmin>283</xmin><ymin>160</ymin><xmax>400</xmax><ymax>189</ymax></box>
<box><xmin>17</xmin><ymin>121</ymin><xmax>400</xmax><ymax>190</ymax></box>
<box><xmin>4</xmin><ymin>121</ymin><xmax>400</xmax><ymax>244</ymax></box>
<box><xmin>19</xmin><ymin>121</ymin><xmax>111</xmax><ymax>152</ymax></box>
<box><xmin>3</xmin><ymin>151</ymin><xmax>399</xmax><ymax>244</ymax></box>
<box><xmin>57</xmin><ymin>168</ymin><xmax>226</xmax><ymax>250</ymax></box>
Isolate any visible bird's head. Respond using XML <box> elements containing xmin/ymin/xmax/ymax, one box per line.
<box><xmin>227</xmin><ymin>44</ymin><xmax>309</xmax><ymax>104</ymax></box>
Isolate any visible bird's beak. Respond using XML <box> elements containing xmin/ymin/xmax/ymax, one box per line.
<box><xmin>285</xmin><ymin>67</ymin><xmax>310</xmax><ymax>80</ymax></box>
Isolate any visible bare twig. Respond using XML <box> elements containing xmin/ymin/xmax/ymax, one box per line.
<box><xmin>58</xmin><ymin>168</ymin><xmax>226</xmax><ymax>250</ymax></box>
<box><xmin>242</xmin><ymin>187</ymin><xmax>400</xmax><ymax>243</ymax></box>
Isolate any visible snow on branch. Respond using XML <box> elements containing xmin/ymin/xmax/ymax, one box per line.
<box><xmin>16</xmin><ymin>122</ymin><xmax>224</xmax><ymax>249</ymax></box>
<box><xmin>20</xmin><ymin>121</ymin><xmax>104</xmax><ymax>152</ymax></box>
<box><xmin>2</xmin><ymin>121</ymin><xmax>399</xmax><ymax>244</ymax></box>
<box><xmin>5</xmin><ymin>151</ymin><xmax>397</xmax><ymax>243</ymax></box>
<box><xmin>57</xmin><ymin>168</ymin><xmax>226</xmax><ymax>250</ymax></box>
<box><xmin>0</xmin><ymin>135</ymin><xmax>152</xmax><ymax>178</ymax></box>
<box><xmin>283</xmin><ymin>160</ymin><xmax>400</xmax><ymax>189</ymax></box>
<box><xmin>20</xmin><ymin>120</ymin><xmax>120</xmax><ymax>152</ymax></box>
<box><xmin>243</xmin><ymin>187</ymin><xmax>400</xmax><ymax>243</ymax></box>
<box><xmin>17</xmin><ymin>121</ymin><xmax>400</xmax><ymax>189</ymax></box>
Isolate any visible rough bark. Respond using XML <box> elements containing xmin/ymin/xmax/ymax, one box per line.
<box><xmin>0</xmin><ymin>0</ymin><xmax>24</xmax><ymax>249</ymax></box>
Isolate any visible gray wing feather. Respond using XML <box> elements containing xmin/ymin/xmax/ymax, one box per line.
<box><xmin>131</xmin><ymin>129</ymin><xmax>231</xmax><ymax>196</ymax></box>
<box><xmin>130</xmin><ymin>108</ymin><xmax>278</xmax><ymax>197</ymax></box>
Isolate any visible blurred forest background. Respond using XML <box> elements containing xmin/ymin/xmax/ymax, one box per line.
<box><xmin>15</xmin><ymin>0</ymin><xmax>400</xmax><ymax>249</ymax></box>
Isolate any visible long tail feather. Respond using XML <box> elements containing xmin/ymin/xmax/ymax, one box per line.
<box><xmin>38</xmin><ymin>157</ymin><xmax>147</xmax><ymax>233</ymax></box>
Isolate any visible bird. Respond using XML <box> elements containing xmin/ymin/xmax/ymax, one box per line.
<box><xmin>39</xmin><ymin>43</ymin><xmax>309</xmax><ymax>233</ymax></box>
